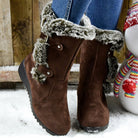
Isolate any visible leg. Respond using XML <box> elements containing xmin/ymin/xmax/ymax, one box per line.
<box><xmin>86</xmin><ymin>0</ymin><xmax>124</xmax><ymax>30</ymax></box>
<box><xmin>52</xmin><ymin>0</ymin><xmax>92</xmax><ymax>24</ymax></box>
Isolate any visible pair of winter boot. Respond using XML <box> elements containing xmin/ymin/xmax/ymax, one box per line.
<box><xmin>18</xmin><ymin>3</ymin><xmax>124</xmax><ymax>135</ymax></box>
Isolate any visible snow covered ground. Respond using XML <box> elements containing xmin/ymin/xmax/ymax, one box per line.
<box><xmin>0</xmin><ymin>89</ymin><xmax>138</xmax><ymax>138</ymax></box>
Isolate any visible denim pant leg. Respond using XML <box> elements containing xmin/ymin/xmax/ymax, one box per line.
<box><xmin>86</xmin><ymin>0</ymin><xmax>124</xmax><ymax>30</ymax></box>
<box><xmin>52</xmin><ymin>0</ymin><xmax>92</xmax><ymax>24</ymax></box>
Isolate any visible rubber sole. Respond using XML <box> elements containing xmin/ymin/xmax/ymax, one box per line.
<box><xmin>80</xmin><ymin>124</ymin><xmax>108</xmax><ymax>133</ymax></box>
<box><xmin>18</xmin><ymin>60</ymin><xmax>64</xmax><ymax>136</ymax></box>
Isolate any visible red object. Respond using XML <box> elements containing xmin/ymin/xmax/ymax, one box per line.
<box><xmin>123</xmin><ymin>4</ymin><xmax>138</xmax><ymax>31</ymax></box>
<box><xmin>122</xmin><ymin>79</ymin><xmax>137</xmax><ymax>93</ymax></box>
<box><xmin>124</xmin><ymin>16</ymin><xmax>138</xmax><ymax>31</ymax></box>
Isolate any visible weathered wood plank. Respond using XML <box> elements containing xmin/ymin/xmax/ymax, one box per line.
<box><xmin>68</xmin><ymin>72</ymin><xmax>79</xmax><ymax>84</ymax></box>
<box><xmin>0</xmin><ymin>64</ymin><xmax>80</xmax><ymax>84</ymax></box>
<box><xmin>0</xmin><ymin>70</ymin><xmax>80</xmax><ymax>83</ymax></box>
<box><xmin>0</xmin><ymin>0</ymin><xmax>13</xmax><ymax>66</ymax></box>
<box><xmin>33</xmin><ymin>0</ymin><xmax>41</xmax><ymax>44</ymax></box>
<box><xmin>0</xmin><ymin>71</ymin><xmax>20</xmax><ymax>82</ymax></box>
<box><xmin>0</xmin><ymin>66</ymin><xmax>20</xmax><ymax>82</ymax></box>
<box><xmin>10</xmin><ymin>0</ymin><xmax>33</xmax><ymax>65</ymax></box>
<box><xmin>0</xmin><ymin>70</ymin><xmax>79</xmax><ymax>84</ymax></box>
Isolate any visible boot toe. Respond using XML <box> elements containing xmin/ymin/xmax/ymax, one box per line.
<box><xmin>78</xmin><ymin>105</ymin><xmax>109</xmax><ymax>133</ymax></box>
<box><xmin>32</xmin><ymin>106</ymin><xmax>70</xmax><ymax>135</ymax></box>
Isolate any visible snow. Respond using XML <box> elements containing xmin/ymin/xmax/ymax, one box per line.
<box><xmin>70</xmin><ymin>64</ymin><xmax>80</xmax><ymax>72</ymax></box>
<box><xmin>0</xmin><ymin>89</ymin><xmax>138</xmax><ymax>138</ymax></box>
<box><xmin>0</xmin><ymin>66</ymin><xmax>18</xmax><ymax>71</ymax></box>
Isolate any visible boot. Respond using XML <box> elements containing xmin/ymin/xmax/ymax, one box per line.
<box><xmin>18</xmin><ymin>3</ymin><xmax>95</xmax><ymax>135</ymax></box>
<box><xmin>77</xmin><ymin>28</ymin><xmax>124</xmax><ymax>133</ymax></box>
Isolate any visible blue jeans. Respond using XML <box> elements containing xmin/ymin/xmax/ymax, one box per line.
<box><xmin>52</xmin><ymin>0</ymin><xmax>124</xmax><ymax>30</ymax></box>
<box><xmin>52</xmin><ymin>0</ymin><xmax>91</xmax><ymax>24</ymax></box>
<box><xmin>86</xmin><ymin>0</ymin><xmax>124</xmax><ymax>30</ymax></box>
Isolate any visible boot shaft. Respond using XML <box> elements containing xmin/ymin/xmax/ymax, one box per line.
<box><xmin>77</xmin><ymin>26</ymin><xmax>124</xmax><ymax>131</ymax></box>
<box><xmin>78</xmin><ymin>40</ymin><xmax>111</xmax><ymax>103</ymax></box>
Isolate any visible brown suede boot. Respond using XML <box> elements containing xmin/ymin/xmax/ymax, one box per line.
<box><xmin>19</xmin><ymin>35</ymin><xmax>84</xmax><ymax>135</ymax></box>
<box><xmin>18</xmin><ymin>3</ymin><xmax>96</xmax><ymax>136</ymax></box>
<box><xmin>77</xmin><ymin>29</ymin><xmax>124</xmax><ymax>133</ymax></box>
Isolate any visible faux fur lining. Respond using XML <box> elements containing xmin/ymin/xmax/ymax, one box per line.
<box><xmin>41</xmin><ymin>3</ymin><xmax>95</xmax><ymax>41</ymax></box>
<box><xmin>103</xmin><ymin>56</ymin><xmax>119</xmax><ymax>93</ymax></box>
<box><xmin>31</xmin><ymin>3</ymin><xmax>124</xmax><ymax>84</ymax></box>
<box><xmin>41</xmin><ymin>3</ymin><xmax>124</xmax><ymax>51</ymax></box>
<box><xmin>107</xmin><ymin>56</ymin><xmax>118</xmax><ymax>83</ymax></box>
<box><xmin>32</xmin><ymin>38</ymin><xmax>49</xmax><ymax>66</ymax></box>
<box><xmin>95</xmin><ymin>29</ymin><xmax>123</xmax><ymax>51</ymax></box>
<box><xmin>31</xmin><ymin>38</ymin><xmax>49</xmax><ymax>83</ymax></box>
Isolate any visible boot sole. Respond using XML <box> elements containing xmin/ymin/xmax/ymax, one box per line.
<box><xmin>80</xmin><ymin>124</ymin><xmax>108</xmax><ymax>133</ymax></box>
<box><xmin>18</xmin><ymin>60</ymin><xmax>65</xmax><ymax>136</ymax></box>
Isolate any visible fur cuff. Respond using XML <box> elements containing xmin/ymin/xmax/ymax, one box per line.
<box><xmin>31</xmin><ymin>3</ymin><xmax>124</xmax><ymax>83</ymax></box>
<box><xmin>41</xmin><ymin>3</ymin><xmax>124</xmax><ymax>51</ymax></box>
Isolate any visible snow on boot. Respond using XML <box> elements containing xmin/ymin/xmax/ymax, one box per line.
<box><xmin>77</xmin><ymin>27</ymin><xmax>124</xmax><ymax>133</ymax></box>
<box><xmin>18</xmin><ymin>3</ymin><xmax>96</xmax><ymax>135</ymax></box>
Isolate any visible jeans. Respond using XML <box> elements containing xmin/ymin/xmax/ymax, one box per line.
<box><xmin>86</xmin><ymin>0</ymin><xmax>124</xmax><ymax>30</ymax></box>
<box><xmin>52</xmin><ymin>0</ymin><xmax>124</xmax><ymax>30</ymax></box>
<box><xmin>52</xmin><ymin>0</ymin><xmax>91</xmax><ymax>24</ymax></box>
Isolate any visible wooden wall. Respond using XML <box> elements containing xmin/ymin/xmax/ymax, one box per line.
<box><xmin>0</xmin><ymin>0</ymin><xmax>13</xmax><ymax>66</ymax></box>
<box><xmin>10</xmin><ymin>0</ymin><xmax>40</xmax><ymax>65</ymax></box>
<box><xmin>0</xmin><ymin>0</ymin><xmax>135</xmax><ymax>66</ymax></box>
